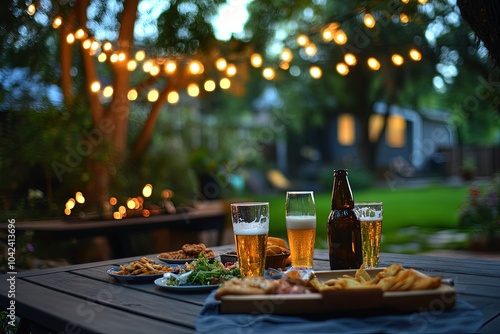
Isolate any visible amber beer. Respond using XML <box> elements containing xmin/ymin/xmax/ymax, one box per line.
<box><xmin>361</xmin><ymin>219</ymin><xmax>382</xmax><ymax>267</ymax></box>
<box><xmin>355</xmin><ymin>202</ymin><xmax>383</xmax><ymax>268</ymax></box>
<box><xmin>233</xmin><ymin>226</ymin><xmax>268</xmax><ymax>277</ymax></box>
<box><xmin>286</xmin><ymin>216</ymin><xmax>316</xmax><ymax>268</ymax></box>
<box><xmin>327</xmin><ymin>169</ymin><xmax>363</xmax><ymax>270</ymax></box>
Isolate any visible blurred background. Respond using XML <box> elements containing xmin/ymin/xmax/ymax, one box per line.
<box><xmin>0</xmin><ymin>0</ymin><xmax>499</xmax><ymax>269</ymax></box>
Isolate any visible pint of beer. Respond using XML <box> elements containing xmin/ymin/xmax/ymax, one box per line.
<box><xmin>354</xmin><ymin>202</ymin><xmax>383</xmax><ymax>268</ymax></box>
<box><xmin>230</xmin><ymin>202</ymin><xmax>269</xmax><ymax>277</ymax></box>
<box><xmin>285</xmin><ymin>192</ymin><xmax>316</xmax><ymax>268</ymax></box>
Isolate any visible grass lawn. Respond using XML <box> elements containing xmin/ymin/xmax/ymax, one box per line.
<box><xmin>246</xmin><ymin>185</ymin><xmax>470</xmax><ymax>250</ymax></box>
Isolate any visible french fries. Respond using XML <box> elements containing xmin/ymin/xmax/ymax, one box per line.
<box><xmin>112</xmin><ymin>257</ymin><xmax>177</xmax><ymax>276</ymax></box>
<box><xmin>312</xmin><ymin>263</ymin><xmax>442</xmax><ymax>292</ymax></box>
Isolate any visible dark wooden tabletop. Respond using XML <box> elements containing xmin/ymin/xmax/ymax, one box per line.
<box><xmin>1</xmin><ymin>246</ymin><xmax>499</xmax><ymax>334</ymax></box>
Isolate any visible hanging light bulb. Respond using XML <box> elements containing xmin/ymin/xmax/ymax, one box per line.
<box><xmin>304</xmin><ymin>43</ymin><xmax>317</xmax><ymax>57</ymax></box>
<box><xmin>333</xmin><ymin>29</ymin><xmax>348</xmax><ymax>45</ymax></box>
<box><xmin>52</xmin><ymin>16</ymin><xmax>62</xmax><ymax>29</ymax></box>
<box><xmin>187</xmin><ymin>83</ymin><xmax>200</xmax><ymax>97</ymax></box>
<box><xmin>103</xmin><ymin>42</ymin><xmax>113</xmax><ymax>52</ymax></box>
<box><xmin>167</xmin><ymin>91</ymin><xmax>180</xmax><ymax>104</ymax></box>
<box><xmin>280</xmin><ymin>48</ymin><xmax>293</xmax><ymax>62</ymax></box>
<box><xmin>344</xmin><ymin>53</ymin><xmax>357</xmax><ymax>66</ymax></box>
<box><xmin>226</xmin><ymin>64</ymin><xmax>237</xmax><ymax>77</ymax></box>
<box><xmin>66</xmin><ymin>33</ymin><xmax>75</xmax><ymax>44</ymax></box>
<box><xmin>127</xmin><ymin>60</ymin><xmax>137</xmax><ymax>71</ymax></box>
<box><xmin>336</xmin><ymin>63</ymin><xmax>349</xmax><ymax>76</ymax></box>
<box><xmin>103</xmin><ymin>86</ymin><xmax>113</xmax><ymax>98</ymax></box>
<box><xmin>322</xmin><ymin>22</ymin><xmax>339</xmax><ymax>42</ymax></box>
<box><xmin>309</xmin><ymin>66</ymin><xmax>322</xmax><ymax>79</ymax></box>
<box><xmin>250</xmin><ymin>53</ymin><xmax>263</xmax><ymax>67</ymax></box>
<box><xmin>90</xmin><ymin>81</ymin><xmax>101</xmax><ymax>93</ymax></box>
<box><xmin>400</xmin><ymin>13</ymin><xmax>409</xmax><ymax>23</ymax></box>
<box><xmin>391</xmin><ymin>54</ymin><xmax>404</xmax><ymax>66</ymax></box>
<box><xmin>279</xmin><ymin>61</ymin><xmax>290</xmax><ymax>70</ymax></box>
<box><xmin>27</xmin><ymin>4</ymin><xmax>36</xmax><ymax>15</ymax></box>
<box><xmin>216</xmin><ymin>58</ymin><xmax>227</xmax><ymax>71</ymax></box>
<box><xmin>147</xmin><ymin>89</ymin><xmax>159</xmax><ymax>102</ymax></box>
<box><xmin>367</xmin><ymin>57</ymin><xmax>381</xmax><ymax>70</ymax></box>
<box><xmin>220</xmin><ymin>78</ymin><xmax>231</xmax><ymax>89</ymax></box>
<box><xmin>409</xmin><ymin>48</ymin><xmax>422</xmax><ymax>61</ymax></box>
<box><xmin>75</xmin><ymin>29</ymin><xmax>86</xmax><ymax>40</ymax></box>
<box><xmin>142</xmin><ymin>60</ymin><xmax>154</xmax><ymax>72</ymax></box>
<box><xmin>296</xmin><ymin>34</ymin><xmax>309</xmax><ymax>47</ymax></box>
<box><xmin>364</xmin><ymin>13</ymin><xmax>376</xmax><ymax>28</ymax></box>
<box><xmin>189</xmin><ymin>60</ymin><xmax>204</xmax><ymax>75</ymax></box>
<box><xmin>98</xmin><ymin>53</ymin><xmax>107</xmax><ymax>62</ymax></box>
<box><xmin>262</xmin><ymin>67</ymin><xmax>275</xmax><ymax>80</ymax></box>
<box><xmin>164</xmin><ymin>60</ymin><xmax>176</xmax><ymax>74</ymax></box>
<box><xmin>135</xmin><ymin>50</ymin><xmax>146</xmax><ymax>61</ymax></box>
<box><xmin>204</xmin><ymin>80</ymin><xmax>216</xmax><ymax>92</ymax></box>
<box><xmin>127</xmin><ymin>89</ymin><xmax>138</xmax><ymax>101</ymax></box>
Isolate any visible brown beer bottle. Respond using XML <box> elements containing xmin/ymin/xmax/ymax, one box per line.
<box><xmin>327</xmin><ymin>169</ymin><xmax>363</xmax><ymax>269</ymax></box>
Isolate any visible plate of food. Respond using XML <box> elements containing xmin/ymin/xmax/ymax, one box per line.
<box><xmin>157</xmin><ymin>243</ymin><xmax>218</xmax><ymax>264</ymax></box>
<box><xmin>107</xmin><ymin>257</ymin><xmax>184</xmax><ymax>283</ymax></box>
<box><xmin>155</xmin><ymin>253</ymin><xmax>240</xmax><ymax>291</ymax></box>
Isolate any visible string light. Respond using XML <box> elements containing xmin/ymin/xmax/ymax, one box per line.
<box><xmin>127</xmin><ymin>89</ymin><xmax>138</xmax><ymax>101</ymax></box>
<box><xmin>75</xmin><ymin>29</ymin><xmax>86</xmax><ymax>40</ymax></box>
<box><xmin>279</xmin><ymin>61</ymin><xmax>290</xmax><ymax>70</ymax></box>
<box><xmin>250</xmin><ymin>54</ymin><xmax>263</xmax><ymax>67</ymax></box>
<box><xmin>409</xmin><ymin>48</ymin><xmax>422</xmax><ymax>61</ymax></box>
<box><xmin>27</xmin><ymin>4</ymin><xmax>36</xmax><ymax>15</ymax></box>
<box><xmin>400</xmin><ymin>13</ymin><xmax>409</xmax><ymax>23</ymax></box>
<box><xmin>189</xmin><ymin>60</ymin><xmax>204</xmax><ymax>75</ymax></box>
<box><xmin>304</xmin><ymin>43</ymin><xmax>317</xmax><ymax>57</ymax></box>
<box><xmin>220</xmin><ymin>78</ymin><xmax>231</xmax><ymax>89</ymax></box>
<box><xmin>280</xmin><ymin>48</ymin><xmax>293</xmax><ymax>62</ymax></box>
<box><xmin>204</xmin><ymin>80</ymin><xmax>216</xmax><ymax>92</ymax></box>
<box><xmin>66</xmin><ymin>33</ymin><xmax>75</xmax><ymax>44</ymax></box>
<box><xmin>103</xmin><ymin>86</ymin><xmax>113</xmax><ymax>97</ymax></box>
<box><xmin>367</xmin><ymin>57</ymin><xmax>381</xmax><ymax>70</ymax></box>
<box><xmin>226</xmin><ymin>64</ymin><xmax>237</xmax><ymax>77</ymax></box>
<box><xmin>164</xmin><ymin>61</ymin><xmax>177</xmax><ymax>74</ymax></box>
<box><xmin>102</xmin><ymin>42</ymin><xmax>113</xmax><ymax>52</ymax></box>
<box><xmin>216</xmin><ymin>58</ymin><xmax>227</xmax><ymax>71</ymax></box>
<box><xmin>309</xmin><ymin>66</ymin><xmax>322</xmax><ymax>79</ymax></box>
<box><xmin>364</xmin><ymin>13</ymin><xmax>376</xmax><ymax>28</ymax></box>
<box><xmin>167</xmin><ymin>91</ymin><xmax>180</xmax><ymax>104</ymax></box>
<box><xmin>90</xmin><ymin>81</ymin><xmax>101</xmax><ymax>92</ymax></box>
<box><xmin>333</xmin><ymin>29</ymin><xmax>348</xmax><ymax>45</ymax></box>
<box><xmin>187</xmin><ymin>83</ymin><xmax>200</xmax><ymax>97</ymax></box>
<box><xmin>98</xmin><ymin>53</ymin><xmax>107</xmax><ymax>62</ymax></box>
<box><xmin>392</xmin><ymin>54</ymin><xmax>404</xmax><ymax>66</ymax></box>
<box><xmin>52</xmin><ymin>16</ymin><xmax>62</xmax><ymax>29</ymax></box>
<box><xmin>263</xmin><ymin>67</ymin><xmax>275</xmax><ymax>80</ymax></box>
<box><xmin>336</xmin><ymin>63</ymin><xmax>349</xmax><ymax>76</ymax></box>
<box><xmin>127</xmin><ymin>60</ymin><xmax>137</xmax><ymax>71</ymax></box>
<box><xmin>147</xmin><ymin>89</ymin><xmax>159</xmax><ymax>101</ymax></box>
<box><xmin>344</xmin><ymin>53</ymin><xmax>357</xmax><ymax>66</ymax></box>
<box><xmin>135</xmin><ymin>50</ymin><xmax>146</xmax><ymax>61</ymax></box>
<box><xmin>296</xmin><ymin>34</ymin><xmax>309</xmax><ymax>47</ymax></box>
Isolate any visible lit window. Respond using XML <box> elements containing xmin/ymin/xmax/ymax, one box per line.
<box><xmin>369</xmin><ymin>114</ymin><xmax>384</xmax><ymax>142</ymax></box>
<box><xmin>386</xmin><ymin>115</ymin><xmax>406</xmax><ymax>147</ymax></box>
<box><xmin>338</xmin><ymin>114</ymin><xmax>355</xmax><ymax>146</ymax></box>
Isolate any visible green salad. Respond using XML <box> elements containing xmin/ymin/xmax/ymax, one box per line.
<box><xmin>165</xmin><ymin>253</ymin><xmax>240</xmax><ymax>286</ymax></box>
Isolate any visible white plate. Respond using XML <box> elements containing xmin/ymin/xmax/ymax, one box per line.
<box><xmin>107</xmin><ymin>263</ymin><xmax>183</xmax><ymax>283</ymax></box>
<box><xmin>154</xmin><ymin>277</ymin><xmax>220</xmax><ymax>292</ymax></box>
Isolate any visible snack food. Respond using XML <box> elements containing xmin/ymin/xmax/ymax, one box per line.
<box><xmin>112</xmin><ymin>257</ymin><xmax>178</xmax><ymax>276</ymax></box>
<box><xmin>159</xmin><ymin>243</ymin><xmax>216</xmax><ymax>260</ymax></box>
<box><xmin>215</xmin><ymin>263</ymin><xmax>443</xmax><ymax>299</ymax></box>
<box><xmin>312</xmin><ymin>263</ymin><xmax>442</xmax><ymax>291</ymax></box>
<box><xmin>266</xmin><ymin>237</ymin><xmax>291</xmax><ymax>266</ymax></box>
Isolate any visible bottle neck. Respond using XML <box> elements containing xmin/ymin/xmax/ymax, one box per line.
<box><xmin>331</xmin><ymin>170</ymin><xmax>354</xmax><ymax>210</ymax></box>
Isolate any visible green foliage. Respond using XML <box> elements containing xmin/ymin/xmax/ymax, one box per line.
<box><xmin>459</xmin><ymin>174</ymin><xmax>500</xmax><ymax>234</ymax></box>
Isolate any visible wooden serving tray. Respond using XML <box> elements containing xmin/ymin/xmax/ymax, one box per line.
<box><xmin>219</xmin><ymin>268</ymin><xmax>456</xmax><ymax>315</ymax></box>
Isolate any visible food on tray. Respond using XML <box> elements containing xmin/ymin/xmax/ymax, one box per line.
<box><xmin>158</xmin><ymin>243</ymin><xmax>216</xmax><ymax>260</ymax></box>
<box><xmin>214</xmin><ymin>263</ymin><xmax>443</xmax><ymax>299</ymax></box>
<box><xmin>312</xmin><ymin>263</ymin><xmax>442</xmax><ymax>291</ymax></box>
<box><xmin>164</xmin><ymin>253</ymin><xmax>240</xmax><ymax>286</ymax></box>
<box><xmin>112</xmin><ymin>257</ymin><xmax>180</xmax><ymax>276</ymax></box>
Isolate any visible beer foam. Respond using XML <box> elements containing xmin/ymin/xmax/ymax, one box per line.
<box><xmin>233</xmin><ymin>222</ymin><xmax>268</xmax><ymax>235</ymax></box>
<box><xmin>286</xmin><ymin>215</ymin><xmax>316</xmax><ymax>229</ymax></box>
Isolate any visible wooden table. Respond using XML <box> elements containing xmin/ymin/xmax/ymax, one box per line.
<box><xmin>1</xmin><ymin>247</ymin><xmax>499</xmax><ymax>333</ymax></box>
<box><xmin>5</xmin><ymin>206</ymin><xmax>227</xmax><ymax>258</ymax></box>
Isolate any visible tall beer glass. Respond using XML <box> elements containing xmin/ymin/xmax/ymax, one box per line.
<box><xmin>354</xmin><ymin>202</ymin><xmax>383</xmax><ymax>268</ymax></box>
<box><xmin>230</xmin><ymin>202</ymin><xmax>269</xmax><ymax>277</ymax></box>
<box><xmin>285</xmin><ymin>191</ymin><xmax>316</xmax><ymax>268</ymax></box>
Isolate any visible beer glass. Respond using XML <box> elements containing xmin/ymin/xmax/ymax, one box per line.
<box><xmin>230</xmin><ymin>202</ymin><xmax>269</xmax><ymax>277</ymax></box>
<box><xmin>285</xmin><ymin>191</ymin><xmax>316</xmax><ymax>268</ymax></box>
<box><xmin>354</xmin><ymin>202</ymin><xmax>383</xmax><ymax>268</ymax></box>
